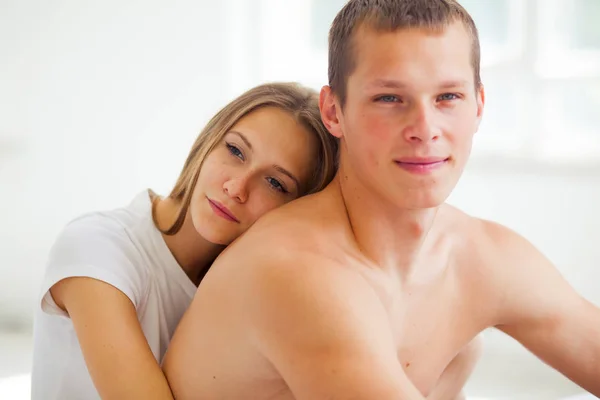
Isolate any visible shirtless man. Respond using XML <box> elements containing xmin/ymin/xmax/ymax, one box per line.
<box><xmin>162</xmin><ymin>0</ymin><xmax>600</xmax><ymax>398</ymax></box>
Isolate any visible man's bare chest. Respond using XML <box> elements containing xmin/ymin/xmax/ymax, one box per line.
<box><xmin>394</xmin><ymin>299</ymin><xmax>476</xmax><ymax>394</ymax></box>
<box><xmin>372</xmin><ymin>271</ymin><xmax>482</xmax><ymax>395</ymax></box>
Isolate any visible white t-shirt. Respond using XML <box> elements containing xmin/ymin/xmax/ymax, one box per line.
<box><xmin>31</xmin><ymin>190</ymin><xmax>197</xmax><ymax>400</ymax></box>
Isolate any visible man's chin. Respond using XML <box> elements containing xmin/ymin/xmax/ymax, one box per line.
<box><xmin>393</xmin><ymin>190</ymin><xmax>451</xmax><ymax>210</ymax></box>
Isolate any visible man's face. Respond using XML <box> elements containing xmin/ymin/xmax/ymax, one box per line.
<box><xmin>332</xmin><ymin>21</ymin><xmax>484</xmax><ymax>209</ymax></box>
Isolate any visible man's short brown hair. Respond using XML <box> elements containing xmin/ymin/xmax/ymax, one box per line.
<box><xmin>328</xmin><ymin>0</ymin><xmax>481</xmax><ymax>108</ymax></box>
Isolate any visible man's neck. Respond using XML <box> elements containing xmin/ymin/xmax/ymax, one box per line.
<box><xmin>155</xmin><ymin>197</ymin><xmax>225</xmax><ymax>286</ymax></box>
<box><xmin>336</xmin><ymin>170</ymin><xmax>440</xmax><ymax>279</ymax></box>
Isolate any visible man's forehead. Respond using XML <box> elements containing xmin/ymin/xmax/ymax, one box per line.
<box><xmin>348</xmin><ymin>22</ymin><xmax>473</xmax><ymax>82</ymax></box>
<box><xmin>353</xmin><ymin>20</ymin><xmax>471</xmax><ymax>51</ymax></box>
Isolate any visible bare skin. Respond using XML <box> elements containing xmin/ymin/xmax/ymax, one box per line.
<box><xmin>164</xmin><ymin>191</ymin><xmax>494</xmax><ymax>399</ymax></box>
<box><xmin>163</xmin><ymin>23</ymin><xmax>600</xmax><ymax>400</ymax></box>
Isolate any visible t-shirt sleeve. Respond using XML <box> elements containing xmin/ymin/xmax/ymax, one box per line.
<box><xmin>39</xmin><ymin>214</ymin><xmax>148</xmax><ymax>317</ymax></box>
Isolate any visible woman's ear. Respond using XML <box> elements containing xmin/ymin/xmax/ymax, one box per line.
<box><xmin>319</xmin><ymin>86</ymin><xmax>343</xmax><ymax>139</ymax></box>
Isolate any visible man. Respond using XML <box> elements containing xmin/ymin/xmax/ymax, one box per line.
<box><xmin>162</xmin><ymin>0</ymin><xmax>600</xmax><ymax>398</ymax></box>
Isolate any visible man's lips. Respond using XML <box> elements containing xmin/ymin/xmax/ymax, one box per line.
<box><xmin>394</xmin><ymin>157</ymin><xmax>449</xmax><ymax>173</ymax></box>
<box><xmin>395</xmin><ymin>156</ymin><xmax>449</xmax><ymax>164</ymax></box>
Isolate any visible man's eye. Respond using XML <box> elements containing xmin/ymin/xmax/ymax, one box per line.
<box><xmin>376</xmin><ymin>95</ymin><xmax>400</xmax><ymax>103</ymax></box>
<box><xmin>438</xmin><ymin>93</ymin><xmax>459</xmax><ymax>101</ymax></box>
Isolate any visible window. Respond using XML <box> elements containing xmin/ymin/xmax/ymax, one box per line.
<box><xmin>242</xmin><ymin>0</ymin><xmax>600</xmax><ymax>164</ymax></box>
<box><xmin>462</xmin><ymin>0</ymin><xmax>600</xmax><ymax>162</ymax></box>
<box><xmin>534</xmin><ymin>0</ymin><xmax>600</xmax><ymax>161</ymax></box>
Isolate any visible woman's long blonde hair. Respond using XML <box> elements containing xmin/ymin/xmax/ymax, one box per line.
<box><xmin>155</xmin><ymin>82</ymin><xmax>339</xmax><ymax>235</ymax></box>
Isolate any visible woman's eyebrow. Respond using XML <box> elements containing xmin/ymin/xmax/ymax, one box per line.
<box><xmin>273</xmin><ymin>165</ymin><xmax>300</xmax><ymax>190</ymax></box>
<box><xmin>229</xmin><ymin>130</ymin><xmax>252</xmax><ymax>150</ymax></box>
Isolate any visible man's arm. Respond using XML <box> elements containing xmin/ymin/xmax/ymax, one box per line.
<box><xmin>487</xmin><ymin>222</ymin><xmax>600</xmax><ymax>395</ymax></box>
<box><xmin>243</xmin><ymin>254</ymin><xmax>425</xmax><ymax>400</ymax></box>
<box><xmin>427</xmin><ymin>335</ymin><xmax>483</xmax><ymax>400</ymax></box>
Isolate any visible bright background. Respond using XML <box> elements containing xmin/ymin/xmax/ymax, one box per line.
<box><xmin>1</xmin><ymin>0</ymin><xmax>599</xmax><ymax>398</ymax></box>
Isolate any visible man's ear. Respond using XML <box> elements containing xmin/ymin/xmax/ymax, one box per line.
<box><xmin>474</xmin><ymin>83</ymin><xmax>485</xmax><ymax>132</ymax></box>
<box><xmin>319</xmin><ymin>86</ymin><xmax>344</xmax><ymax>138</ymax></box>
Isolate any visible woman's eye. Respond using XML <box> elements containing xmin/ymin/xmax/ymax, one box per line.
<box><xmin>226</xmin><ymin>143</ymin><xmax>244</xmax><ymax>160</ymax></box>
<box><xmin>267</xmin><ymin>177</ymin><xmax>288</xmax><ymax>194</ymax></box>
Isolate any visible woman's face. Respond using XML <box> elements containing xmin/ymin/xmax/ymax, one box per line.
<box><xmin>190</xmin><ymin>106</ymin><xmax>319</xmax><ymax>245</ymax></box>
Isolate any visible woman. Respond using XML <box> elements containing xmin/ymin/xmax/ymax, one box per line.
<box><xmin>31</xmin><ymin>82</ymin><xmax>339</xmax><ymax>400</ymax></box>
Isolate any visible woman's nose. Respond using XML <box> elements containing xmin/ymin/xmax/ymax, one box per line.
<box><xmin>223</xmin><ymin>176</ymin><xmax>249</xmax><ymax>203</ymax></box>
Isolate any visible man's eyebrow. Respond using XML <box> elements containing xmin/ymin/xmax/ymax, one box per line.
<box><xmin>366</xmin><ymin>79</ymin><xmax>408</xmax><ymax>89</ymax></box>
<box><xmin>228</xmin><ymin>130</ymin><xmax>252</xmax><ymax>150</ymax></box>
<box><xmin>437</xmin><ymin>79</ymin><xmax>469</xmax><ymax>89</ymax></box>
<box><xmin>366</xmin><ymin>79</ymin><xmax>470</xmax><ymax>90</ymax></box>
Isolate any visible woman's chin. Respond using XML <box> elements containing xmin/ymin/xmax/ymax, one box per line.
<box><xmin>196</xmin><ymin>226</ymin><xmax>239</xmax><ymax>247</ymax></box>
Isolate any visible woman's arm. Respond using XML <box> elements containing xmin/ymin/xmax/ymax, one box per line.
<box><xmin>51</xmin><ymin>276</ymin><xmax>174</xmax><ymax>400</ymax></box>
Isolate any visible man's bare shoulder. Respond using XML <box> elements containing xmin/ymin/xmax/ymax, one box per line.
<box><xmin>215</xmin><ymin>215</ymin><xmax>354</xmax><ymax>290</ymax></box>
<box><xmin>442</xmin><ymin>204</ymin><xmax>536</xmax><ymax>257</ymax></box>
<box><xmin>472</xmin><ymin>215</ymin><xmax>540</xmax><ymax>260</ymax></box>
<box><xmin>224</xmin><ymin>190</ymin><xmax>348</xmax><ymax>260</ymax></box>
<box><xmin>440</xmin><ymin>204</ymin><xmax>544</xmax><ymax>278</ymax></box>
<box><xmin>444</xmin><ymin>203</ymin><xmax>557</xmax><ymax>305</ymax></box>
<box><xmin>206</xmin><ymin>193</ymin><xmax>380</xmax><ymax>342</ymax></box>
